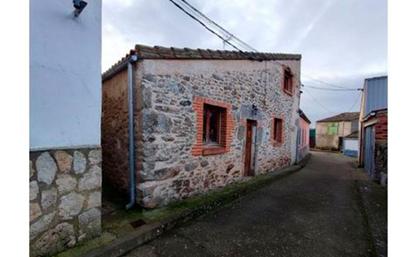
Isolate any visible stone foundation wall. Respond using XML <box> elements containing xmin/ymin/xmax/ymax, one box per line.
<box><xmin>375</xmin><ymin>142</ymin><xmax>387</xmax><ymax>186</ymax></box>
<box><xmin>136</xmin><ymin>59</ymin><xmax>300</xmax><ymax>208</ymax></box>
<box><xmin>30</xmin><ymin>148</ymin><xmax>102</xmax><ymax>256</ymax></box>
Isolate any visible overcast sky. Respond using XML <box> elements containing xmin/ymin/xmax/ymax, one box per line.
<box><xmin>102</xmin><ymin>0</ymin><xmax>387</xmax><ymax>125</ymax></box>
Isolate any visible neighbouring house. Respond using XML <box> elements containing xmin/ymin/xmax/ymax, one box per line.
<box><xmin>342</xmin><ymin>131</ymin><xmax>359</xmax><ymax>157</ymax></box>
<box><xmin>358</xmin><ymin>76</ymin><xmax>387</xmax><ymax>185</ymax></box>
<box><xmin>309</xmin><ymin>128</ymin><xmax>316</xmax><ymax>148</ymax></box>
<box><xmin>315</xmin><ymin>112</ymin><xmax>359</xmax><ymax>151</ymax></box>
<box><xmin>102</xmin><ymin>44</ymin><xmax>302</xmax><ymax>208</ymax></box>
<box><xmin>297</xmin><ymin>109</ymin><xmax>311</xmax><ymax>162</ymax></box>
<box><xmin>30</xmin><ymin>1</ymin><xmax>102</xmax><ymax>256</ymax></box>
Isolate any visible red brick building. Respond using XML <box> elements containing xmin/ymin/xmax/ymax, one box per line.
<box><xmin>358</xmin><ymin>76</ymin><xmax>387</xmax><ymax>185</ymax></box>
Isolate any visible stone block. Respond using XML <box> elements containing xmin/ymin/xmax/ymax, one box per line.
<box><xmin>87</xmin><ymin>191</ymin><xmax>101</xmax><ymax>209</ymax></box>
<box><xmin>36</xmin><ymin>152</ymin><xmax>57</xmax><ymax>185</ymax></box>
<box><xmin>31</xmin><ymin>222</ymin><xmax>76</xmax><ymax>257</ymax></box>
<box><xmin>58</xmin><ymin>192</ymin><xmax>85</xmax><ymax>220</ymax></box>
<box><xmin>30</xmin><ymin>211</ymin><xmax>56</xmax><ymax>240</ymax></box>
<box><xmin>30</xmin><ymin>181</ymin><xmax>39</xmax><ymax>201</ymax></box>
<box><xmin>78</xmin><ymin>165</ymin><xmax>102</xmax><ymax>191</ymax></box>
<box><xmin>73</xmin><ymin>151</ymin><xmax>87</xmax><ymax>174</ymax></box>
<box><xmin>41</xmin><ymin>187</ymin><xmax>58</xmax><ymax>210</ymax></box>
<box><xmin>30</xmin><ymin>203</ymin><xmax>42</xmax><ymax>222</ymax></box>
<box><xmin>54</xmin><ymin>151</ymin><xmax>73</xmax><ymax>173</ymax></box>
<box><xmin>142</xmin><ymin>166</ymin><xmax>180</xmax><ymax>181</ymax></box>
<box><xmin>56</xmin><ymin>174</ymin><xmax>77</xmax><ymax>195</ymax></box>
<box><xmin>88</xmin><ymin>149</ymin><xmax>102</xmax><ymax>165</ymax></box>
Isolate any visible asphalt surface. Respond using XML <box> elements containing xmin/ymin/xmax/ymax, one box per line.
<box><xmin>124</xmin><ymin>151</ymin><xmax>379</xmax><ymax>257</ymax></box>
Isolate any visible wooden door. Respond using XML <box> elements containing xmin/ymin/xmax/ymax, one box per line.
<box><xmin>244</xmin><ymin>120</ymin><xmax>257</xmax><ymax>176</ymax></box>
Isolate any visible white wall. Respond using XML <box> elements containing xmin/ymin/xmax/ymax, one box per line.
<box><xmin>343</xmin><ymin>138</ymin><xmax>359</xmax><ymax>151</ymax></box>
<box><xmin>30</xmin><ymin>0</ymin><xmax>102</xmax><ymax>150</ymax></box>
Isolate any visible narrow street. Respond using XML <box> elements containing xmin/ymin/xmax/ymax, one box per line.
<box><xmin>124</xmin><ymin>151</ymin><xmax>385</xmax><ymax>257</ymax></box>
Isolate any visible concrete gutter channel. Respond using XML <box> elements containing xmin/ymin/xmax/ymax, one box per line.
<box><xmin>77</xmin><ymin>155</ymin><xmax>311</xmax><ymax>257</ymax></box>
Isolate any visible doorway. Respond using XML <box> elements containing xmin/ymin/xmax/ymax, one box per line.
<box><xmin>244</xmin><ymin>120</ymin><xmax>257</xmax><ymax>176</ymax></box>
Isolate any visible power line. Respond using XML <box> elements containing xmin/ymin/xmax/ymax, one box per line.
<box><xmin>168</xmin><ymin>0</ymin><xmax>244</xmax><ymax>52</ymax></box>
<box><xmin>304</xmin><ymin>85</ymin><xmax>361</xmax><ymax>91</ymax></box>
<box><xmin>179</xmin><ymin>0</ymin><xmax>257</xmax><ymax>52</ymax></box>
<box><xmin>302</xmin><ymin>74</ymin><xmax>349</xmax><ymax>89</ymax></box>
<box><xmin>303</xmin><ymin>88</ymin><xmax>335</xmax><ymax>114</ymax></box>
<box><xmin>168</xmin><ymin>0</ymin><xmax>256</xmax><ymax>52</ymax></box>
<box><xmin>169</xmin><ymin>0</ymin><xmax>361</xmax><ymax>94</ymax></box>
<box><xmin>347</xmin><ymin>91</ymin><xmax>362</xmax><ymax>112</ymax></box>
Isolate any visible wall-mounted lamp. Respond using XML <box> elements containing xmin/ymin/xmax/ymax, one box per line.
<box><xmin>73</xmin><ymin>0</ymin><xmax>88</xmax><ymax>17</ymax></box>
<box><xmin>251</xmin><ymin>104</ymin><xmax>258</xmax><ymax>116</ymax></box>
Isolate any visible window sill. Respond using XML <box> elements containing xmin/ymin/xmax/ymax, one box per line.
<box><xmin>202</xmin><ymin>146</ymin><xmax>226</xmax><ymax>156</ymax></box>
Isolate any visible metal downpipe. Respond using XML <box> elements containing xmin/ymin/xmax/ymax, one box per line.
<box><xmin>126</xmin><ymin>55</ymin><xmax>138</xmax><ymax>210</ymax></box>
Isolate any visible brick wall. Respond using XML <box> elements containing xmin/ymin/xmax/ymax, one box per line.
<box><xmin>375</xmin><ymin>111</ymin><xmax>388</xmax><ymax>141</ymax></box>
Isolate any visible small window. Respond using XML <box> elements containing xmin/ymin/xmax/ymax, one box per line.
<box><xmin>283</xmin><ymin>68</ymin><xmax>293</xmax><ymax>94</ymax></box>
<box><xmin>274</xmin><ymin>118</ymin><xmax>283</xmax><ymax>143</ymax></box>
<box><xmin>203</xmin><ymin>104</ymin><xmax>225</xmax><ymax>146</ymax></box>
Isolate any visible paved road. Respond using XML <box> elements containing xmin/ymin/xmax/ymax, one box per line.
<box><xmin>125</xmin><ymin>152</ymin><xmax>376</xmax><ymax>257</ymax></box>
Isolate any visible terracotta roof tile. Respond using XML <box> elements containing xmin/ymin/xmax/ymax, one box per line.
<box><xmin>103</xmin><ymin>44</ymin><xmax>301</xmax><ymax>80</ymax></box>
<box><xmin>317</xmin><ymin>112</ymin><xmax>360</xmax><ymax>123</ymax></box>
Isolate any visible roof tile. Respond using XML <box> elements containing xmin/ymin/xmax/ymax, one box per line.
<box><xmin>103</xmin><ymin>44</ymin><xmax>301</xmax><ymax>80</ymax></box>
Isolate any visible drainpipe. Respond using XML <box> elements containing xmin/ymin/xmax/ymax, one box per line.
<box><xmin>102</xmin><ymin>53</ymin><xmax>139</xmax><ymax>209</ymax></box>
<box><xmin>126</xmin><ymin>54</ymin><xmax>138</xmax><ymax>210</ymax></box>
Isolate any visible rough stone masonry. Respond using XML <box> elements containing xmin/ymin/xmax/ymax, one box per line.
<box><xmin>102</xmin><ymin>45</ymin><xmax>301</xmax><ymax>208</ymax></box>
<box><xmin>30</xmin><ymin>148</ymin><xmax>102</xmax><ymax>257</ymax></box>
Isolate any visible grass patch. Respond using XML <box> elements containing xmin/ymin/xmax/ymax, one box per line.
<box><xmin>54</xmin><ymin>232</ymin><xmax>116</xmax><ymax>257</ymax></box>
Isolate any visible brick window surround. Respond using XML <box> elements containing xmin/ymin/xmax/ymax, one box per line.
<box><xmin>272</xmin><ymin>116</ymin><xmax>284</xmax><ymax>146</ymax></box>
<box><xmin>282</xmin><ymin>67</ymin><xmax>294</xmax><ymax>96</ymax></box>
<box><xmin>192</xmin><ymin>96</ymin><xmax>234</xmax><ymax>156</ymax></box>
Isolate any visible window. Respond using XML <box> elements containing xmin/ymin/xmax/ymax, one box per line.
<box><xmin>274</xmin><ymin>118</ymin><xmax>283</xmax><ymax>143</ymax></box>
<box><xmin>283</xmin><ymin>68</ymin><xmax>293</xmax><ymax>94</ymax></box>
<box><xmin>192</xmin><ymin>97</ymin><xmax>234</xmax><ymax>156</ymax></box>
<box><xmin>203</xmin><ymin>104</ymin><xmax>225</xmax><ymax>146</ymax></box>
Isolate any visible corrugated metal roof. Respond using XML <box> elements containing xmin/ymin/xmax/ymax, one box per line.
<box><xmin>363</xmin><ymin>76</ymin><xmax>387</xmax><ymax>118</ymax></box>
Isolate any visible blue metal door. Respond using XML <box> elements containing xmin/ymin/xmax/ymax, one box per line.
<box><xmin>364</xmin><ymin>126</ymin><xmax>375</xmax><ymax>179</ymax></box>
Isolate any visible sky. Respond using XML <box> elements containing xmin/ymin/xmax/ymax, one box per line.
<box><xmin>102</xmin><ymin>0</ymin><xmax>387</xmax><ymax>126</ymax></box>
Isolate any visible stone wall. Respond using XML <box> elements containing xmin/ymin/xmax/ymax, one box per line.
<box><xmin>101</xmin><ymin>69</ymin><xmax>130</xmax><ymax>194</ymax></box>
<box><xmin>30</xmin><ymin>148</ymin><xmax>102</xmax><ymax>256</ymax></box>
<box><xmin>375</xmin><ymin>142</ymin><xmax>387</xmax><ymax>186</ymax></box>
<box><xmin>135</xmin><ymin>59</ymin><xmax>300</xmax><ymax>208</ymax></box>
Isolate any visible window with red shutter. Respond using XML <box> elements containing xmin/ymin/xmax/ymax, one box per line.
<box><xmin>274</xmin><ymin>118</ymin><xmax>283</xmax><ymax>143</ymax></box>
<box><xmin>283</xmin><ymin>68</ymin><xmax>293</xmax><ymax>95</ymax></box>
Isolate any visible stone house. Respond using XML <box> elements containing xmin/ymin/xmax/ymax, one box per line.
<box><xmin>102</xmin><ymin>44</ymin><xmax>302</xmax><ymax>208</ymax></box>
<box><xmin>297</xmin><ymin>109</ymin><xmax>311</xmax><ymax>162</ymax></box>
<box><xmin>30</xmin><ymin>1</ymin><xmax>102</xmax><ymax>256</ymax></box>
<box><xmin>358</xmin><ymin>76</ymin><xmax>387</xmax><ymax>185</ymax></box>
<box><xmin>315</xmin><ymin>112</ymin><xmax>359</xmax><ymax>151</ymax></box>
